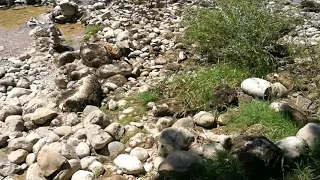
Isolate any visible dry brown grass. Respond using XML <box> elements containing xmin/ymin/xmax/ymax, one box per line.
<box><xmin>0</xmin><ymin>6</ymin><xmax>52</xmax><ymax>29</ymax></box>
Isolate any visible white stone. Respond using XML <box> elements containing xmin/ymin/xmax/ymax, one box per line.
<box><xmin>241</xmin><ymin>78</ymin><xmax>272</xmax><ymax>98</ymax></box>
<box><xmin>71</xmin><ymin>170</ymin><xmax>94</xmax><ymax>180</ymax></box>
<box><xmin>114</xmin><ymin>154</ymin><xmax>144</xmax><ymax>174</ymax></box>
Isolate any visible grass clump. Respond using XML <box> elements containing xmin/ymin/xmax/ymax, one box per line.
<box><xmin>84</xmin><ymin>25</ymin><xmax>102</xmax><ymax>41</ymax></box>
<box><xmin>160</xmin><ymin>63</ymin><xmax>250</xmax><ymax>112</ymax></box>
<box><xmin>119</xmin><ymin>115</ymin><xmax>138</xmax><ymax>125</ymax></box>
<box><xmin>226</xmin><ymin>100</ymin><xmax>299</xmax><ymax>142</ymax></box>
<box><xmin>182</xmin><ymin>0</ymin><xmax>293</xmax><ymax>75</ymax></box>
<box><xmin>136</xmin><ymin>89</ymin><xmax>161</xmax><ymax>106</ymax></box>
<box><xmin>195</xmin><ymin>152</ymin><xmax>246</xmax><ymax>180</ymax></box>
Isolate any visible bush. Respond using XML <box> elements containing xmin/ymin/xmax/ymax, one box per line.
<box><xmin>226</xmin><ymin>100</ymin><xmax>299</xmax><ymax>141</ymax></box>
<box><xmin>159</xmin><ymin>63</ymin><xmax>249</xmax><ymax>112</ymax></box>
<box><xmin>84</xmin><ymin>25</ymin><xmax>102</xmax><ymax>41</ymax></box>
<box><xmin>182</xmin><ymin>0</ymin><xmax>293</xmax><ymax>75</ymax></box>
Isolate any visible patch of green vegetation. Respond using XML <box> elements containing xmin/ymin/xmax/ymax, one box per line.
<box><xmin>226</xmin><ymin>100</ymin><xmax>299</xmax><ymax>142</ymax></box>
<box><xmin>136</xmin><ymin>89</ymin><xmax>161</xmax><ymax>106</ymax></box>
<box><xmin>195</xmin><ymin>152</ymin><xmax>246</xmax><ymax>180</ymax></box>
<box><xmin>119</xmin><ymin>115</ymin><xmax>138</xmax><ymax>125</ymax></box>
<box><xmin>159</xmin><ymin>63</ymin><xmax>250</xmax><ymax>112</ymax></box>
<box><xmin>182</xmin><ymin>0</ymin><xmax>294</xmax><ymax>75</ymax></box>
<box><xmin>84</xmin><ymin>25</ymin><xmax>102</xmax><ymax>42</ymax></box>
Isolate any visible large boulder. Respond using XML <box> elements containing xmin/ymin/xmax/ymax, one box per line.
<box><xmin>158</xmin><ymin>127</ymin><xmax>195</xmax><ymax>157</ymax></box>
<box><xmin>80</xmin><ymin>43</ymin><xmax>111</xmax><ymax>68</ymax></box>
<box><xmin>231</xmin><ymin>135</ymin><xmax>284</xmax><ymax>180</ymax></box>
<box><xmin>158</xmin><ymin>151</ymin><xmax>203</xmax><ymax>179</ymax></box>
<box><xmin>62</xmin><ymin>75</ymin><xmax>103</xmax><ymax>112</ymax></box>
<box><xmin>275</xmin><ymin>136</ymin><xmax>308</xmax><ymax>163</ymax></box>
<box><xmin>296</xmin><ymin>123</ymin><xmax>320</xmax><ymax>151</ymax></box>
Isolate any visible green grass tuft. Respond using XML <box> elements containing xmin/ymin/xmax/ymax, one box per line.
<box><xmin>84</xmin><ymin>25</ymin><xmax>102</xmax><ymax>42</ymax></box>
<box><xmin>226</xmin><ymin>100</ymin><xmax>299</xmax><ymax>142</ymax></box>
<box><xmin>195</xmin><ymin>152</ymin><xmax>246</xmax><ymax>180</ymax></box>
<box><xmin>136</xmin><ymin>89</ymin><xmax>161</xmax><ymax>106</ymax></box>
<box><xmin>159</xmin><ymin>63</ymin><xmax>250</xmax><ymax>112</ymax></box>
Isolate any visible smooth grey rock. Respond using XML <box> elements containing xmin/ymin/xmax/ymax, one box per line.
<box><xmin>8</xmin><ymin>149</ymin><xmax>29</xmax><ymax>164</ymax></box>
<box><xmin>130</xmin><ymin>147</ymin><xmax>149</xmax><ymax>162</ymax></box>
<box><xmin>86</xmin><ymin>124</ymin><xmax>112</xmax><ymax>149</ymax></box>
<box><xmin>76</xmin><ymin>142</ymin><xmax>90</xmax><ymax>158</ymax></box>
<box><xmin>88</xmin><ymin>160</ymin><xmax>104</xmax><ymax>177</ymax></box>
<box><xmin>193</xmin><ymin>111</ymin><xmax>216</xmax><ymax>128</ymax></box>
<box><xmin>203</xmin><ymin>143</ymin><xmax>225</xmax><ymax>159</ymax></box>
<box><xmin>26</xmin><ymin>153</ymin><xmax>36</xmax><ymax>166</ymax></box>
<box><xmin>172</xmin><ymin>117</ymin><xmax>194</xmax><ymax>129</ymax></box>
<box><xmin>105</xmin><ymin>122</ymin><xmax>124</xmax><ymax>140</ymax></box>
<box><xmin>84</xmin><ymin>110</ymin><xmax>110</xmax><ymax>128</ymax></box>
<box><xmin>71</xmin><ymin>170</ymin><xmax>94</xmax><ymax>180</ymax></box>
<box><xmin>158</xmin><ymin>151</ymin><xmax>203</xmax><ymax>179</ymax></box>
<box><xmin>158</xmin><ymin>127</ymin><xmax>194</xmax><ymax>157</ymax></box>
<box><xmin>275</xmin><ymin>136</ymin><xmax>308</xmax><ymax>162</ymax></box>
<box><xmin>103</xmin><ymin>141</ymin><xmax>125</xmax><ymax>157</ymax></box>
<box><xmin>296</xmin><ymin>123</ymin><xmax>320</xmax><ymax>150</ymax></box>
<box><xmin>31</xmin><ymin>108</ymin><xmax>57</xmax><ymax>125</ymax></box>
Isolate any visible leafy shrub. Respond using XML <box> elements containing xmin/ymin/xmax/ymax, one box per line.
<box><xmin>159</xmin><ymin>63</ymin><xmax>249</xmax><ymax>112</ymax></box>
<box><xmin>182</xmin><ymin>0</ymin><xmax>293</xmax><ymax>75</ymax></box>
<box><xmin>84</xmin><ymin>25</ymin><xmax>102</xmax><ymax>42</ymax></box>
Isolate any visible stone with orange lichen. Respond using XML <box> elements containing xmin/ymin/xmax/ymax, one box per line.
<box><xmin>105</xmin><ymin>43</ymin><xmax>122</xmax><ymax>59</ymax></box>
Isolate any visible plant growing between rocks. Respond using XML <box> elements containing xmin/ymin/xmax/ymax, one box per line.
<box><xmin>225</xmin><ymin>100</ymin><xmax>299</xmax><ymax>142</ymax></box>
<box><xmin>182</xmin><ymin>0</ymin><xmax>293</xmax><ymax>75</ymax></box>
<box><xmin>84</xmin><ymin>25</ymin><xmax>102</xmax><ymax>42</ymax></box>
<box><xmin>159</xmin><ymin>63</ymin><xmax>249</xmax><ymax>112</ymax></box>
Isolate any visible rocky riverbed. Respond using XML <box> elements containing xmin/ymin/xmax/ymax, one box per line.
<box><xmin>0</xmin><ymin>0</ymin><xmax>319</xmax><ymax>180</ymax></box>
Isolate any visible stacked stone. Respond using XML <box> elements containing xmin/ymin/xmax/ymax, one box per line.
<box><xmin>48</xmin><ymin>25</ymin><xmax>61</xmax><ymax>54</ymax></box>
